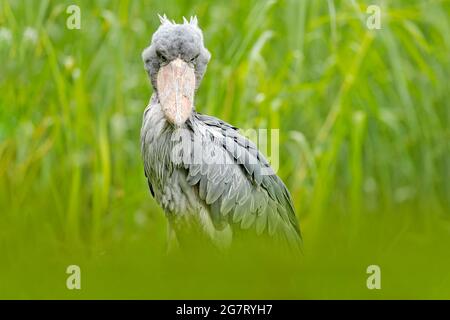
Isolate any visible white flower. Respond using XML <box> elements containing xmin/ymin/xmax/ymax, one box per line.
<box><xmin>23</xmin><ymin>27</ymin><xmax>38</xmax><ymax>44</ymax></box>
<box><xmin>64</xmin><ymin>56</ymin><xmax>75</xmax><ymax>71</ymax></box>
<box><xmin>0</xmin><ymin>27</ymin><xmax>12</xmax><ymax>45</ymax></box>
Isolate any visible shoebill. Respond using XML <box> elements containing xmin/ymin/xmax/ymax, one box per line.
<box><xmin>141</xmin><ymin>15</ymin><xmax>301</xmax><ymax>251</ymax></box>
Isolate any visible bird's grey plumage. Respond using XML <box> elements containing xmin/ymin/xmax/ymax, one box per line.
<box><xmin>142</xmin><ymin>15</ymin><xmax>210</xmax><ymax>92</ymax></box>
<box><xmin>141</xmin><ymin>15</ymin><xmax>301</xmax><ymax>250</ymax></box>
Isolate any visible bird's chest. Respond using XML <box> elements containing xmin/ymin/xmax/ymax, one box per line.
<box><xmin>141</xmin><ymin>105</ymin><xmax>174</xmax><ymax>184</ymax></box>
<box><xmin>141</xmin><ymin>102</ymin><xmax>197</xmax><ymax>215</ymax></box>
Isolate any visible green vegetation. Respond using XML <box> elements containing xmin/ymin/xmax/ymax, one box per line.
<box><xmin>0</xmin><ymin>0</ymin><xmax>449</xmax><ymax>299</ymax></box>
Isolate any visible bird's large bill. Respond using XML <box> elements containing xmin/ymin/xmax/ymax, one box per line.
<box><xmin>157</xmin><ymin>58</ymin><xmax>196</xmax><ymax>126</ymax></box>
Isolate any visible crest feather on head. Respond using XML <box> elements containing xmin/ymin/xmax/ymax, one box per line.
<box><xmin>157</xmin><ymin>13</ymin><xmax>198</xmax><ymax>27</ymax></box>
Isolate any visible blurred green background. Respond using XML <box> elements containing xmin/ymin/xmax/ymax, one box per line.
<box><xmin>0</xmin><ymin>0</ymin><xmax>449</xmax><ymax>299</ymax></box>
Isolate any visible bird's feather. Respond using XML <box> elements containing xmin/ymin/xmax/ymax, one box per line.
<box><xmin>180</xmin><ymin>112</ymin><xmax>302</xmax><ymax>246</ymax></box>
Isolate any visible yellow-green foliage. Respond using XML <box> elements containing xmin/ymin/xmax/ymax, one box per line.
<box><xmin>0</xmin><ymin>0</ymin><xmax>449</xmax><ymax>298</ymax></box>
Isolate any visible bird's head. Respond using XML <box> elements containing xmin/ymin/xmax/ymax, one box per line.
<box><xmin>142</xmin><ymin>14</ymin><xmax>211</xmax><ymax>126</ymax></box>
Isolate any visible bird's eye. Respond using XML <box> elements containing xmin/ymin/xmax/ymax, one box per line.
<box><xmin>157</xmin><ymin>51</ymin><xmax>168</xmax><ymax>63</ymax></box>
<box><xmin>190</xmin><ymin>54</ymin><xmax>200</xmax><ymax>63</ymax></box>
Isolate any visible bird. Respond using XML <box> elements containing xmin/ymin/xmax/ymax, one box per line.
<box><xmin>140</xmin><ymin>14</ymin><xmax>301</xmax><ymax>251</ymax></box>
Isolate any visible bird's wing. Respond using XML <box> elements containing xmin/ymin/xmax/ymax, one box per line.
<box><xmin>144</xmin><ymin>169</ymin><xmax>155</xmax><ymax>198</ymax></box>
<box><xmin>180</xmin><ymin>112</ymin><xmax>301</xmax><ymax>247</ymax></box>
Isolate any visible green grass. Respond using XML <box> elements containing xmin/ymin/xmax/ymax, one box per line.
<box><xmin>0</xmin><ymin>0</ymin><xmax>449</xmax><ymax>299</ymax></box>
